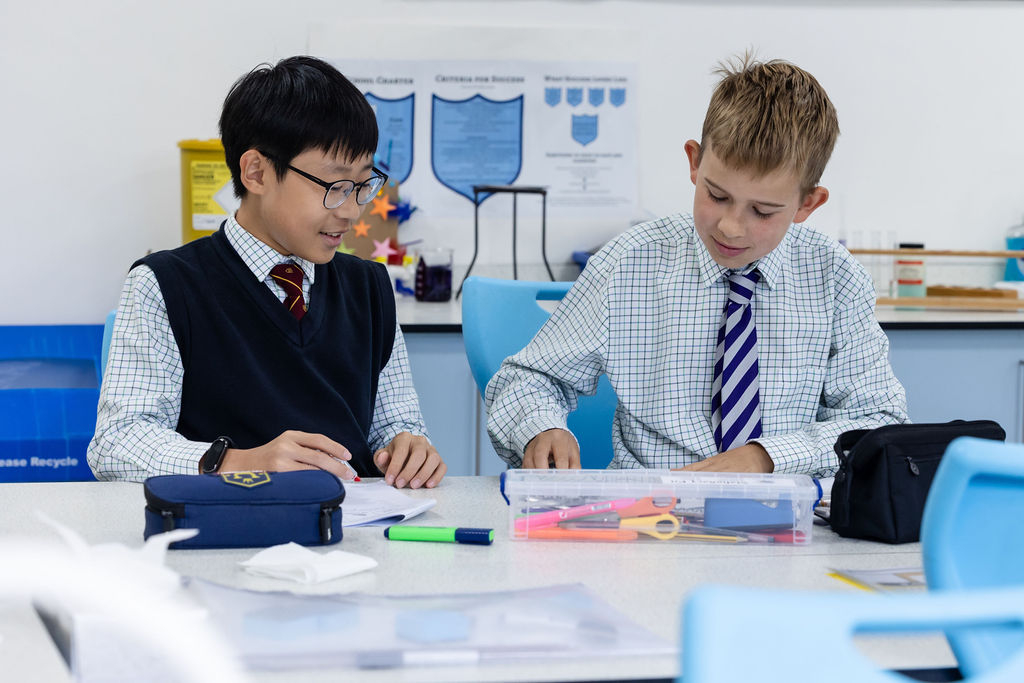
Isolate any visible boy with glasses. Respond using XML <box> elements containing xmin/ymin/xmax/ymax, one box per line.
<box><xmin>486</xmin><ymin>56</ymin><xmax>907</xmax><ymax>475</ymax></box>
<box><xmin>89</xmin><ymin>56</ymin><xmax>447</xmax><ymax>489</ymax></box>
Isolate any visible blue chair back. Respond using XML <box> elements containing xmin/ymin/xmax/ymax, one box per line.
<box><xmin>681</xmin><ymin>584</ymin><xmax>1024</xmax><ymax>683</ymax></box>
<box><xmin>461</xmin><ymin>276</ymin><xmax>617</xmax><ymax>468</ymax></box>
<box><xmin>100</xmin><ymin>309</ymin><xmax>117</xmax><ymax>380</ymax></box>
<box><xmin>921</xmin><ymin>436</ymin><xmax>1024</xmax><ymax>676</ymax></box>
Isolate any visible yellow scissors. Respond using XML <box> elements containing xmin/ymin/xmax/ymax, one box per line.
<box><xmin>619</xmin><ymin>515</ymin><xmax>744</xmax><ymax>542</ymax></box>
<box><xmin>619</xmin><ymin>513</ymin><xmax>681</xmax><ymax>540</ymax></box>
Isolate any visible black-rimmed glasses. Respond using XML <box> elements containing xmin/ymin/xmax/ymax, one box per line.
<box><xmin>265</xmin><ymin>153</ymin><xmax>388</xmax><ymax>209</ymax></box>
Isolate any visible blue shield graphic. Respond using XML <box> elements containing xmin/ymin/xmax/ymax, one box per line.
<box><xmin>566</xmin><ymin>88</ymin><xmax>583</xmax><ymax>107</ymax></box>
<box><xmin>572</xmin><ymin>114</ymin><xmax>598</xmax><ymax>146</ymax></box>
<box><xmin>588</xmin><ymin>88</ymin><xmax>604</xmax><ymax>107</ymax></box>
<box><xmin>610</xmin><ymin>88</ymin><xmax>626</xmax><ymax>107</ymax></box>
<box><xmin>544</xmin><ymin>87</ymin><xmax>561</xmax><ymax>107</ymax></box>
<box><xmin>364</xmin><ymin>92</ymin><xmax>415</xmax><ymax>184</ymax></box>
<box><xmin>431</xmin><ymin>94</ymin><xmax>523</xmax><ymax>202</ymax></box>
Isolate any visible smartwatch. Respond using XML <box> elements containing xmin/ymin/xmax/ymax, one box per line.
<box><xmin>199</xmin><ymin>436</ymin><xmax>234</xmax><ymax>474</ymax></box>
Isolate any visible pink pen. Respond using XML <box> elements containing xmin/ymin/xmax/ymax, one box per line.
<box><xmin>514</xmin><ymin>498</ymin><xmax>636</xmax><ymax>533</ymax></box>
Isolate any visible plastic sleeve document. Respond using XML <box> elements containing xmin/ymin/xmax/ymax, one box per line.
<box><xmin>184</xmin><ymin>579</ymin><xmax>674</xmax><ymax>671</ymax></box>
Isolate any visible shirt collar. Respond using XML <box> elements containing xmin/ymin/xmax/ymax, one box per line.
<box><xmin>688</xmin><ymin>216</ymin><xmax>788</xmax><ymax>291</ymax></box>
<box><xmin>225</xmin><ymin>214</ymin><xmax>317</xmax><ymax>285</ymax></box>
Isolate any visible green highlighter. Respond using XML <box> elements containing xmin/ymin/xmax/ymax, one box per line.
<box><xmin>384</xmin><ymin>526</ymin><xmax>494</xmax><ymax>545</ymax></box>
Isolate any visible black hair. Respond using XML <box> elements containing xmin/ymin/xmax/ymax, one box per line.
<box><xmin>219</xmin><ymin>55</ymin><xmax>378</xmax><ymax>198</ymax></box>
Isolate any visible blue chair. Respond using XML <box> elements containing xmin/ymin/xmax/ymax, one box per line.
<box><xmin>461</xmin><ymin>276</ymin><xmax>617</xmax><ymax>469</ymax></box>
<box><xmin>921</xmin><ymin>436</ymin><xmax>1024</xmax><ymax>677</ymax></box>
<box><xmin>681</xmin><ymin>583</ymin><xmax>1024</xmax><ymax>683</ymax></box>
<box><xmin>100</xmin><ymin>309</ymin><xmax>117</xmax><ymax>380</ymax></box>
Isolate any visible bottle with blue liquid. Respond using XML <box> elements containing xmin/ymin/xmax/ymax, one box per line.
<box><xmin>1005</xmin><ymin>216</ymin><xmax>1024</xmax><ymax>281</ymax></box>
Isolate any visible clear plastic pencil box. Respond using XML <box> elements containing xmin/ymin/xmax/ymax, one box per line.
<box><xmin>501</xmin><ymin>469</ymin><xmax>821</xmax><ymax>544</ymax></box>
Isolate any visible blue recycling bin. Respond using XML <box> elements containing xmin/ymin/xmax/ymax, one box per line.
<box><xmin>0</xmin><ymin>325</ymin><xmax>103</xmax><ymax>482</ymax></box>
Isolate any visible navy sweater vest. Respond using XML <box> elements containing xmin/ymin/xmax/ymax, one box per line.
<box><xmin>135</xmin><ymin>228</ymin><xmax>396</xmax><ymax>476</ymax></box>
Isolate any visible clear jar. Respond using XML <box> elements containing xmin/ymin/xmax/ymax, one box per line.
<box><xmin>1004</xmin><ymin>216</ymin><xmax>1024</xmax><ymax>281</ymax></box>
<box><xmin>415</xmin><ymin>248</ymin><xmax>453</xmax><ymax>302</ymax></box>
<box><xmin>896</xmin><ymin>242</ymin><xmax>926</xmax><ymax>298</ymax></box>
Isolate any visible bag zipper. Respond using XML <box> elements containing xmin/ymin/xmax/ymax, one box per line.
<box><xmin>145</xmin><ymin>488</ymin><xmax>186</xmax><ymax>532</ymax></box>
<box><xmin>319</xmin><ymin>491</ymin><xmax>345</xmax><ymax>543</ymax></box>
<box><xmin>320</xmin><ymin>504</ymin><xmax>340</xmax><ymax>543</ymax></box>
<box><xmin>905</xmin><ymin>456</ymin><xmax>920</xmax><ymax>476</ymax></box>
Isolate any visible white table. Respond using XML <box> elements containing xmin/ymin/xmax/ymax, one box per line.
<box><xmin>0</xmin><ymin>477</ymin><xmax>949</xmax><ymax>682</ymax></box>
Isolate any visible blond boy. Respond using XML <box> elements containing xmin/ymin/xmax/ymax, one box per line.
<box><xmin>486</xmin><ymin>56</ymin><xmax>907</xmax><ymax>475</ymax></box>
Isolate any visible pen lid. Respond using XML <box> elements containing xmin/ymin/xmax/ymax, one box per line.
<box><xmin>499</xmin><ymin>470</ymin><xmax>510</xmax><ymax>505</ymax></box>
<box><xmin>455</xmin><ymin>528</ymin><xmax>495</xmax><ymax>545</ymax></box>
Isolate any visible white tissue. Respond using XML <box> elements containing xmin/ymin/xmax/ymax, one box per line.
<box><xmin>239</xmin><ymin>542</ymin><xmax>378</xmax><ymax>584</ymax></box>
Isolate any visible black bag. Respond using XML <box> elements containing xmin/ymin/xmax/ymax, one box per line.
<box><xmin>829</xmin><ymin>420</ymin><xmax>1005</xmax><ymax>543</ymax></box>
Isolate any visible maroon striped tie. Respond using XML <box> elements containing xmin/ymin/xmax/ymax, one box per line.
<box><xmin>270</xmin><ymin>263</ymin><xmax>307</xmax><ymax>321</ymax></box>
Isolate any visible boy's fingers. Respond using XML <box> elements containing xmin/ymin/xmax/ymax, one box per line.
<box><xmin>374</xmin><ymin>449</ymin><xmax>391</xmax><ymax>473</ymax></box>
<box><xmin>301</xmin><ymin>448</ymin><xmax>355</xmax><ymax>479</ymax></box>
<box><xmin>295</xmin><ymin>431</ymin><xmax>352</xmax><ymax>462</ymax></box>
<box><xmin>395</xmin><ymin>442</ymin><xmax>430</xmax><ymax>488</ymax></box>
<box><xmin>524</xmin><ymin>431</ymin><xmax>557</xmax><ymax>469</ymax></box>
<box><xmin>385</xmin><ymin>438</ymin><xmax>411</xmax><ymax>485</ymax></box>
<box><xmin>567</xmin><ymin>442</ymin><xmax>582</xmax><ymax>469</ymax></box>
<box><xmin>391</xmin><ymin>448</ymin><xmax>423</xmax><ymax>491</ymax></box>
<box><xmin>417</xmin><ymin>447</ymin><xmax>446</xmax><ymax>488</ymax></box>
<box><xmin>552</xmin><ymin>442</ymin><xmax>571</xmax><ymax>469</ymax></box>
<box><xmin>522</xmin><ymin>439</ymin><xmax>548</xmax><ymax>469</ymax></box>
<box><xmin>424</xmin><ymin>460</ymin><xmax>447</xmax><ymax>488</ymax></box>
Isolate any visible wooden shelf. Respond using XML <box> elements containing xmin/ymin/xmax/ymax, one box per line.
<box><xmin>876</xmin><ymin>296</ymin><xmax>1024</xmax><ymax>311</ymax></box>
<box><xmin>850</xmin><ymin>248</ymin><xmax>1024</xmax><ymax>258</ymax></box>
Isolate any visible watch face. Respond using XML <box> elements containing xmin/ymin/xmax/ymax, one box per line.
<box><xmin>201</xmin><ymin>438</ymin><xmax>228</xmax><ymax>473</ymax></box>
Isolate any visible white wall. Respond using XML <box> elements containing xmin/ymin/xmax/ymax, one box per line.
<box><xmin>4</xmin><ymin>0</ymin><xmax>1023</xmax><ymax>324</ymax></box>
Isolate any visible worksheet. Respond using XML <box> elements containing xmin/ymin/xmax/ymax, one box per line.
<box><xmin>341</xmin><ymin>480</ymin><xmax>437</xmax><ymax>527</ymax></box>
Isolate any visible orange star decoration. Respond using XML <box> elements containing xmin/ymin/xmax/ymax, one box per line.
<box><xmin>352</xmin><ymin>220</ymin><xmax>371</xmax><ymax>238</ymax></box>
<box><xmin>369</xmin><ymin>194</ymin><xmax>396</xmax><ymax>220</ymax></box>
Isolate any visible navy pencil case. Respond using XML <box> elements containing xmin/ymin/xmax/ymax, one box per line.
<box><xmin>143</xmin><ymin>470</ymin><xmax>345</xmax><ymax>549</ymax></box>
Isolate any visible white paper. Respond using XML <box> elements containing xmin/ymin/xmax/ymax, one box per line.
<box><xmin>829</xmin><ymin>567</ymin><xmax>926</xmax><ymax>592</ymax></box>
<box><xmin>239</xmin><ymin>543</ymin><xmax>377</xmax><ymax>584</ymax></box>
<box><xmin>341</xmin><ymin>481</ymin><xmax>436</xmax><ymax>527</ymax></box>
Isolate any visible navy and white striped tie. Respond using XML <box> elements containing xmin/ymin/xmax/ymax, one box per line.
<box><xmin>711</xmin><ymin>269</ymin><xmax>762</xmax><ymax>452</ymax></box>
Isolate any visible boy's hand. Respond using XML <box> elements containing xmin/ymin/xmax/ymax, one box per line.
<box><xmin>523</xmin><ymin>429</ymin><xmax>580</xmax><ymax>469</ymax></box>
<box><xmin>219</xmin><ymin>430</ymin><xmax>358</xmax><ymax>480</ymax></box>
<box><xmin>677</xmin><ymin>443</ymin><xmax>775</xmax><ymax>473</ymax></box>
<box><xmin>373</xmin><ymin>432</ymin><xmax>446</xmax><ymax>489</ymax></box>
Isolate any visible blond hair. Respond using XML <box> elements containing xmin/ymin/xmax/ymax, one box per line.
<box><xmin>699</xmin><ymin>54</ymin><xmax>839</xmax><ymax>196</ymax></box>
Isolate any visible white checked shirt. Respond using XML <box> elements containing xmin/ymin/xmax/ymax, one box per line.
<box><xmin>485</xmin><ymin>213</ymin><xmax>908</xmax><ymax>476</ymax></box>
<box><xmin>88</xmin><ymin>215</ymin><xmax>428</xmax><ymax>481</ymax></box>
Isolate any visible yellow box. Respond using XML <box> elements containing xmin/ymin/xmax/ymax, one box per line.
<box><xmin>178</xmin><ymin>139</ymin><xmax>236</xmax><ymax>244</ymax></box>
